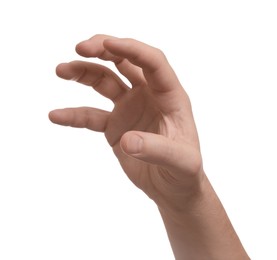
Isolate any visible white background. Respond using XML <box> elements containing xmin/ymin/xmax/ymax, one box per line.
<box><xmin>0</xmin><ymin>0</ymin><xmax>276</xmax><ymax>259</ymax></box>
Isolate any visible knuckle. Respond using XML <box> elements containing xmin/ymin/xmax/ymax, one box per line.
<box><xmin>154</xmin><ymin>47</ymin><xmax>167</xmax><ymax>62</ymax></box>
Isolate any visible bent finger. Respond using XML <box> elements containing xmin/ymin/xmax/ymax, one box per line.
<box><xmin>76</xmin><ymin>34</ymin><xmax>145</xmax><ymax>86</ymax></box>
<box><xmin>56</xmin><ymin>61</ymin><xmax>129</xmax><ymax>102</ymax></box>
<box><xmin>103</xmin><ymin>38</ymin><xmax>183</xmax><ymax>93</ymax></box>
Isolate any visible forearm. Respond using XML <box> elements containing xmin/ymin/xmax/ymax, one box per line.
<box><xmin>158</xmin><ymin>174</ymin><xmax>250</xmax><ymax>260</ymax></box>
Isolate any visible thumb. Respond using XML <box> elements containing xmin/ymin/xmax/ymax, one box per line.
<box><xmin>120</xmin><ymin>131</ymin><xmax>202</xmax><ymax>176</ymax></box>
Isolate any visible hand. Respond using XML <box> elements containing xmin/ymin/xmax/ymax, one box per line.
<box><xmin>49</xmin><ymin>34</ymin><xmax>204</xmax><ymax>212</ymax></box>
<box><xmin>49</xmin><ymin>35</ymin><xmax>250</xmax><ymax>259</ymax></box>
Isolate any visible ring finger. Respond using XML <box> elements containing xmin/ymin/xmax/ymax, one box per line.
<box><xmin>56</xmin><ymin>60</ymin><xmax>130</xmax><ymax>103</ymax></box>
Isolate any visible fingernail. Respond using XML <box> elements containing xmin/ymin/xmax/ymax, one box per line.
<box><xmin>126</xmin><ymin>134</ymin><xmax>143</xmax><ymax>155</ymax></box>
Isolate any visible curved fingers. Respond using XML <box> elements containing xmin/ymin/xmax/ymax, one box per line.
<box><xmin>102</xmin><ymin>37</ymin><xmax>190</xmax><ymax>114</ymax></box>
<box><xmin>103</xmin><ymin>38</ymin><xmax>183</xmax><ymax>93</ymax></box>
<box><xmin>56</xmin><ymin>61</ymin><xmax>129</xmax><ymax>102</ymax></box>
<box><xmin>76</xmin><ymin>34</ymin><xmax>146</xmax><ymax>86</ymax></box>
<box><xmin>75</xmin><ymin>34</ymin><xmax>118</xmax><ymax>59</ymax></box>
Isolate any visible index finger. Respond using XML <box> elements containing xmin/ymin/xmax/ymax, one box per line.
<box><xmin>103</xmin><ymin>38</ymin><xmax>183</xmax><ymax>93</ymax></box>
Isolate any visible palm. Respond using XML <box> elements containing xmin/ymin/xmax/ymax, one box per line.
<box><xmin>105</xmin><ymin>84</ymin><xmax>164</xmax><ymax>190</ymax></box>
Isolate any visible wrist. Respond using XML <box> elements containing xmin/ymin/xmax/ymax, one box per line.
<box><xmin>156</xmin><ymin>170</ymin><xmax>210</xmax><ymax>224</ymax></box>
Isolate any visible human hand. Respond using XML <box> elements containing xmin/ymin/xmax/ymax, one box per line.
<box><xmin>49</xmin><ymin>35</ymin><xmax>251</xmax><ymax>259</ymax></box>
<box><xmin>49</xmin><ymin>34</ymin><xmax>204</xmax><ymax>213</ymax></box>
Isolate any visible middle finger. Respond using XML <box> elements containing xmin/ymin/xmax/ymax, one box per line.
<box><xmin>75</xmin><ymin>34</ymin><xmax>146</xmax><ymax>87</ymax></box>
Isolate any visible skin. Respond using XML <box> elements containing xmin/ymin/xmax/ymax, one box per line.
<box><xmin>49</xmin><ymin>34</ymin><xmax>250</xmax><ymax>259</ymax></box>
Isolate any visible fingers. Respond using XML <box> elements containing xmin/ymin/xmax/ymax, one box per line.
<box><xmin>76</xmin><ymin>35</ymin><xmax>189</xmax><ymax>114</ymax></box>
<box><xmin>76</xmin><ymin>34</ymin><xmax>145</xmax><ymax>86</ymax></box>
<box><xmin>120</xmin><ymin>131</ymin><xmax>202</xmax><ymax>177</ymax></box>
<box><xmin>103</xmin><ymin>38</ymin><xmax>183</xmax><ymax>93</ymax></box>
<box><xmin>48</xmin><ymin>107</ymin><xmax>110</xmax><ymax>132</ymax></box>
<box><xmin>56</xmin><ymin>61</ymin><xmax>129</xmax><ymax>102</ymax></box>
<box><xmin>103</xmin><ymin>37</ymin><xmax>190</xmax><ymax>114</ymax></box>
